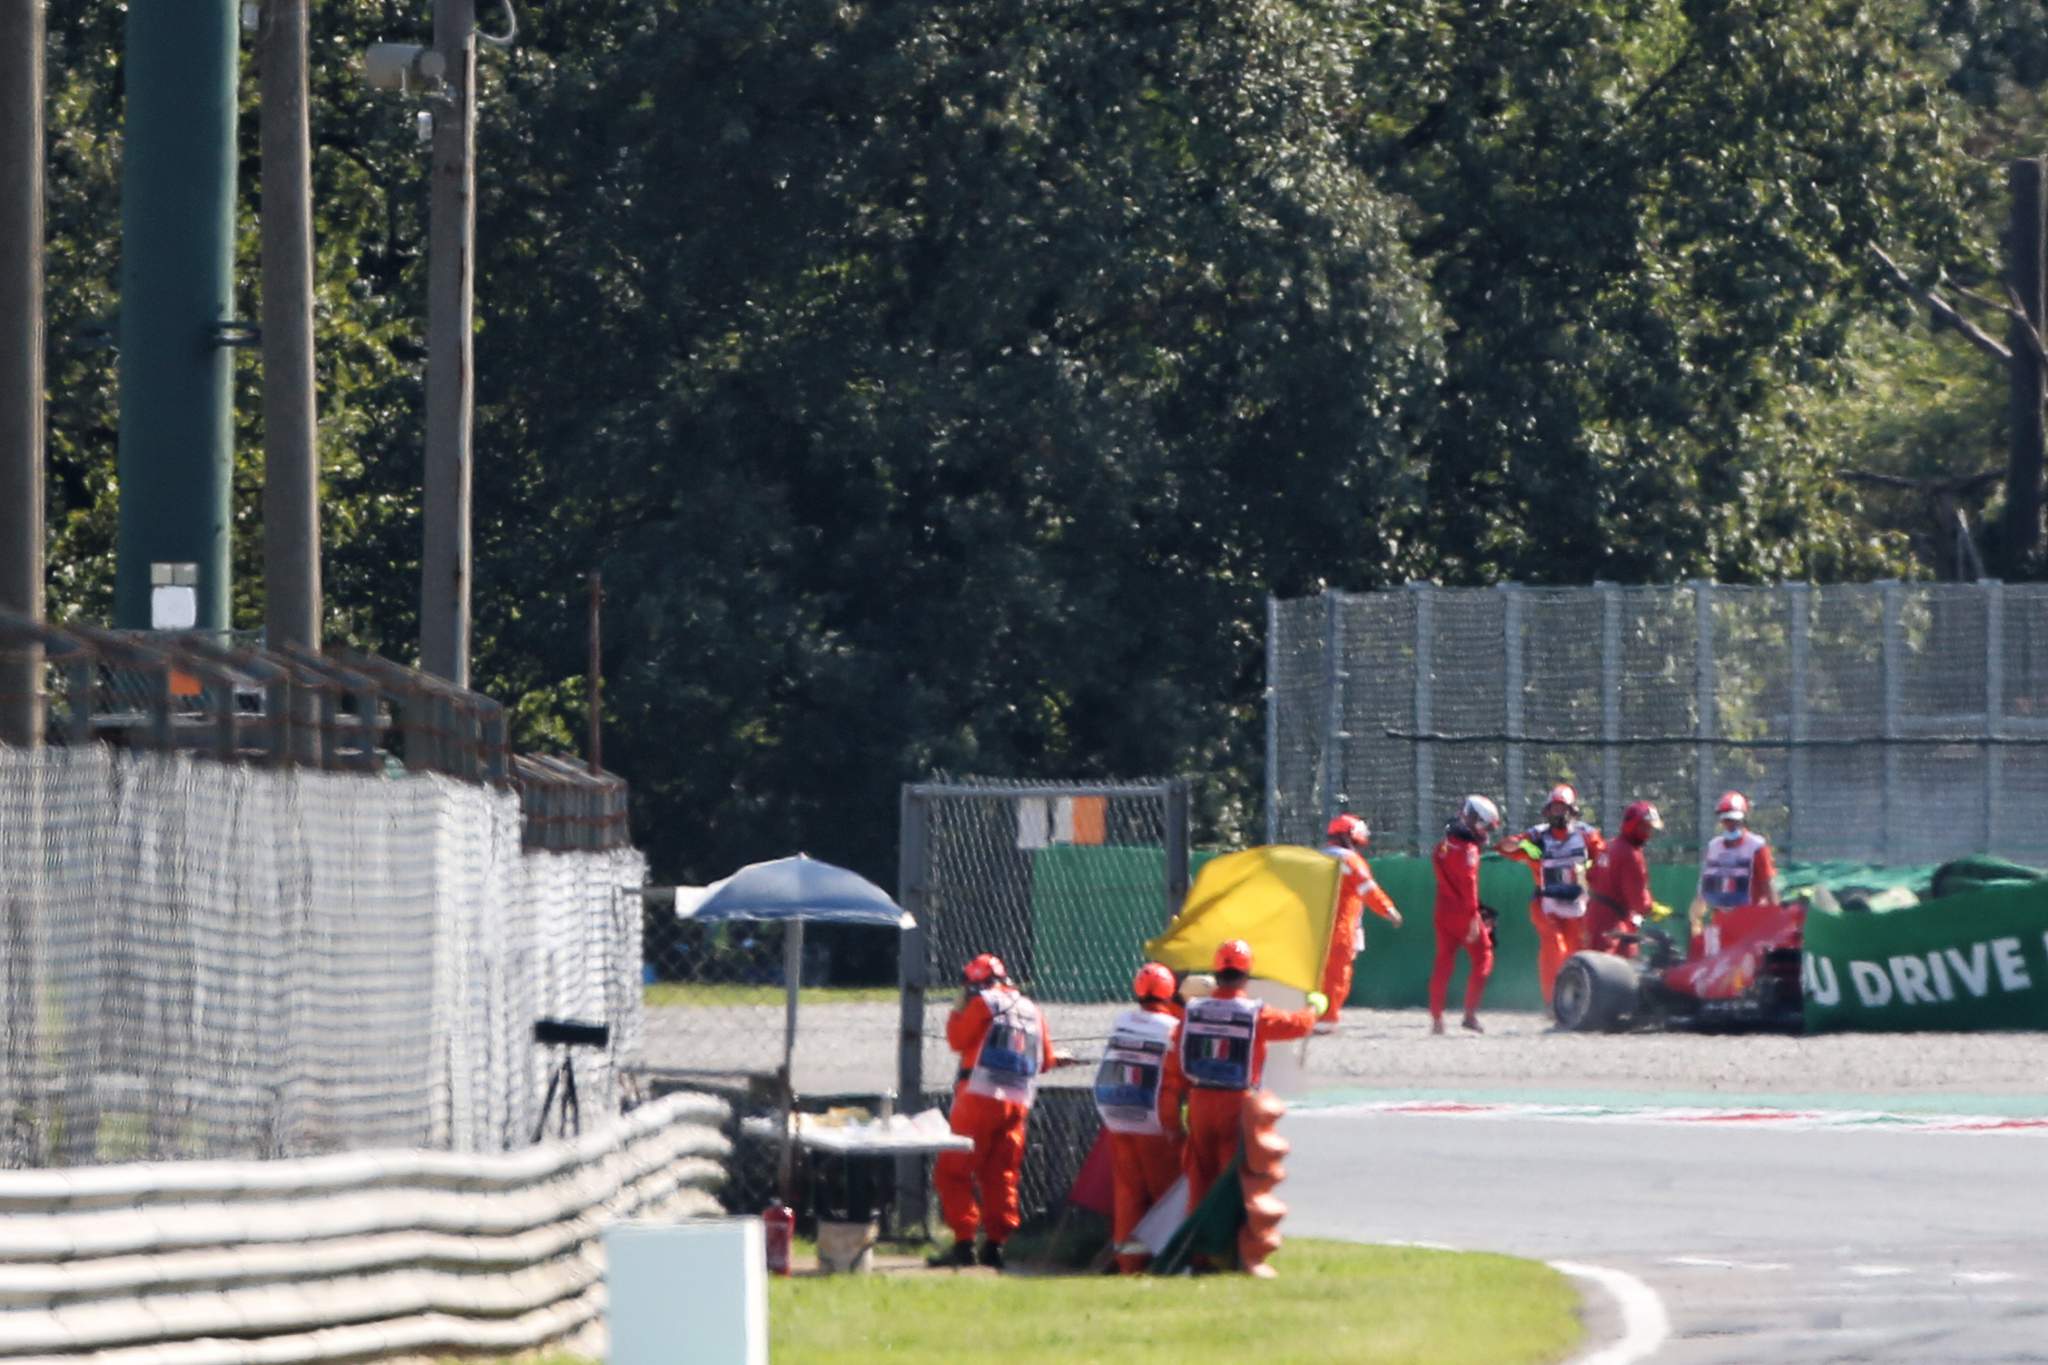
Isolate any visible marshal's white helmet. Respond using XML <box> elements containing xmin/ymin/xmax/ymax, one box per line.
<box><xmin>1461</xmin><ymin>794</ymin><xmax>1501</xmax><ymax>833</ymax></box>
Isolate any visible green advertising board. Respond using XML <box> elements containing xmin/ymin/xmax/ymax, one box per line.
<box><xmin>1801</xmin><ymin>885</ymin><xmax>2048</xmax><ymax>1032</ymax></box>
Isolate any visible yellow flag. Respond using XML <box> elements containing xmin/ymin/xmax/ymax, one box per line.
<box><xmin>1145</xmin><ymin>846</ymin><xmax>1342</xmax><ymax>994</ymax></box>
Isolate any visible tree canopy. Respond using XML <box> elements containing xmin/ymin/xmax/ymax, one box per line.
<box><xmin>33</xmin><ymin>0</ymin><xmax>2028</xmax><ymax>903</ymax></box>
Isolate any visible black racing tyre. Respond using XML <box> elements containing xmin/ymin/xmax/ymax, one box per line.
<box><xmin>1553</xmin><ymin>951</ymin><xmax>1640</xmax><ymax>1032</ymax></box>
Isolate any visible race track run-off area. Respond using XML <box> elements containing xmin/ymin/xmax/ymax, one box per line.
<box><xmin>1280</xmin><ymin>1012</ymin><xmax>2048</xmax><ymax>1365</ymax></box>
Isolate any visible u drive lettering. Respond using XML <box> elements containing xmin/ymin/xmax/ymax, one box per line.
<box><xmin>1807</xmin><ymin>936</ymin><xmax>2036</xmax><ymax>1010</ymax></box>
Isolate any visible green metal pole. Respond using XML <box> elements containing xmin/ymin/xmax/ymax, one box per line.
<box><xmin>115</xmin><ymin>0</ymin><xmax>239</xmax><ymax>631</ymax></box>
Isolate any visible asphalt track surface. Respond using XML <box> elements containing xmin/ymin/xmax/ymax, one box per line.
<box><xmin>1286</xmin><ymin>1094</ymin><xmax>2048</xmax><ymax>1362</ymax></box>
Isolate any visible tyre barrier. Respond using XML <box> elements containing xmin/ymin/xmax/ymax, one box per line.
<box><xmin>0</xmin><ymin>1092</ymin><xmax>730</xmax><ymax>1363</ymax></box>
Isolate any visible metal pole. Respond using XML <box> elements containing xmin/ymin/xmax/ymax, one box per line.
<box><xmin>1600</xmin><ymin>584</ymin><xmax>1621</xmax><ymax>825</ymax></box>
<box><xmin>1502</xmin><ymin>584</ymin><xmax>1525</xmax><ymax>828</ymax></box>
<box><xmin>420</xmin><ymin>0</ymin><xmax>478</xmax><ymax>684</ymax></box>
<box><xmin>1164</xmin><ymin>778</ymin><xmax>1189</xmax><ymax>921</ymax></box>
<box><xmin>260</xmin><ymin>0</ymin><xmax>320</xmax><ymax>651</ymax></box>
<box><xmin>1411</xmin><ymin>583</ymin><xmax>1435</xmax><ymax>852</ymax></box>
<box><xmin>1</xmin><ymin>0</ymin><xmax>45</xmax><ymax>745</ymax></box>
<box><xmin>1787</xmin><ymin>583</ymin><xmax>1811</xmax><ymax>858</ymax></box>
<box><xmin>777</xmin><ymin>916</ymin><xmax>804</xmax><ymax>1203</ymax></box>
<box><xmin>1880</xmin><ymin>581</ymin><xmax>1903</xmax><ymax>859</ymax></box>
<box><xmin>587</xmin><ymin>571</ymin><xmax>602</xmax><ymax>775</ymax></box>
<box><xmin>1692</xmin><ymin>581</ymin><xmax>1716</xmax><ymax>853</ymax></box>
<box><xmin>115</xmin><ymin>0</ymin><xmax>238</xmax><ymax>631</ymax></box>
<box><xmin>1264</xmin><ymin>594</ymin><xmax>1279</xmax><ymax>845</ymax></box>
<box><xmin>1319</xmin><ymin>591</ymin><xmax>1344</xmax><ymax>832</ymax></box>
<box><xmin>894</xmin><ymin>786</ymin><xmax>931</xmax><ymax>1231</ymax></box>
<box><xmin>1984</xmin><ymin>579</ymin><xmax>2005</xmax><ymax>854</ymax></box>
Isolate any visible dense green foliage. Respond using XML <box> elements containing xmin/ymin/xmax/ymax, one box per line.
<box><xmin>33</xmin><ymin>0</ymin><xmax>2032</xmax><ymax>903</ymax></box>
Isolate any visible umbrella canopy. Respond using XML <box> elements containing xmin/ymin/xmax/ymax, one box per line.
<box><xmin>684</xmin><ymin>853</ymin><xmax>912</xmax><ymax>928</ymax></box>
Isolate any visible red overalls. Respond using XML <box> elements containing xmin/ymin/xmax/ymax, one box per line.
<box><xmin>1319</xmin><ymin>845</ymin><xmax>1402</xmax><ymax>1023</ymax></box>
<box><xmin>1429</xmin><ymin>824</ymin><xmax>1493</xmax><ymax>1024</ymax></box>
<box><xmin>936</xmin><ymin>986</ymin><xmax>1054</xmax><ymax>1248</ymax></box>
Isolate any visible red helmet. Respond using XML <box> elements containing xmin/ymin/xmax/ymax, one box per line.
<box><xmin>962</xmin><ymin>953</ymin><xmax>1007</xmax><ymax>987</ymax></box>
<box><xmin>1133</xmin><ymin>962</ymin><xmax>1176</xmax><ymax>1003</ymax></box>
<box><xmin>1213</xmin><ymin>939</ymin><xmax>1254</xmax><ymax>975</ymax></box>
<box><xmin>1620</xmin><ymin>800</ymin><xmax>1664</xmax><ymax>842</ymax></box>
<box><xmin>1716</xmin><ymin>791</ymin><xmax>1749</xmax><ymax>822</ymax></box>
<box><xmin>1544</xmin><ymin>783</ymin><xmax>1579</xmax><ymax>814</ymax></box>
<box><xmin>1326</xmin><ymin>813</ymin><xmax>1370</xmax><ymax>849</ymax></box>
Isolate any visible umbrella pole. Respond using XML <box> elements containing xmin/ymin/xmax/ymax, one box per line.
<box><xmin>777</xmin><ymin>918</ymin><xmax>805</xmax><ymax>1204</ymax></box>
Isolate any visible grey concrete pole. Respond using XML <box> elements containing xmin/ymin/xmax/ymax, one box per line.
<box><xmin>420</xmin><ymin>0</ymin><xmax>476</xmax><ymax>685</ymax></box>
<box><xmin>260</xmin><ymin>0</ymin><xmax>321</xmax><ymax>651</ymax></box>
<box><xmin>1</xmin><ymin>0</ymin><xmax>47</xmax><ymax>746</ymax></box>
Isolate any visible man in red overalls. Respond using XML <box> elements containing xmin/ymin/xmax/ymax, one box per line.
<box><xmin>929</xmin><ymin>953</ymin><xmax>1055</xmax><ymax>1270</ymax></box>
<box><xmin>1586</xmin><ymin>800</ymin><xmax>1664</xmax><ymax>954</ymax></box>
<box><xmin>1173</xmin><ymin>940</ymin><xmax>1323</xmax><ymax>1211</ymax></box>
<box><xmin>1430</xmin><ymin>794</ymin><xmax>1501</xmax><ymax>1034</ymax></box>
<box><xmin>1501</xmin><ymin>783</ymin><xmax>1605</xmax><ymax>1007</ymax></box>
<box><xmin>1318</xmin><ymin>814</ymin><xmax>1404</xmax><ymax>1030</ymax></box>
<box><xmin>1093</xmin><ymin>962</ymin><xmax>1186</xmax><ymax>1273</ymax></box>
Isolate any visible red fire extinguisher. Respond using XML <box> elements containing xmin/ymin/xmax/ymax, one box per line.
<box><xmin>762</xmin><ymin>1201</ymin><xmax>795</xmax><ymax>1277</ymax></box>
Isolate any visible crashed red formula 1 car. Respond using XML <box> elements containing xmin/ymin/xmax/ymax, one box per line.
<box><xmin>1552</xmin><ymin>901</ymin><xmax>1806</xmax><ymax>1032</ymax></box>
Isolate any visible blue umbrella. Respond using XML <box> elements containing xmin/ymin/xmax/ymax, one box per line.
<box><xmin>680</xmin><ymin>853</ymin><xmax>910</xmax><ymax>1199</ymax></box>
<box><xmin>687</xmin><ymin>853</ymin><xmax>913</xmax><ymax>929</ymax></box>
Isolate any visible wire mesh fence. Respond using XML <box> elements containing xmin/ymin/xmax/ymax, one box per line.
<box><xmin>0</xmin><ymin>614</ymin><xmax>645</xmax><ymax>1168</ymax></box>
<box><xmin>897</xmin><ymin>778</ymin><xmax>1190</xmax><ymax>1223</ymax></box>
<box><xmin>0</xmin><ymin>745</ymin><xmax>644</xmax><ymax>1167</ymax></box>
<box><xmin>1268</xmin><ymin>582</ymin><xmax>2048</xmax><ymax>861</ymax></box>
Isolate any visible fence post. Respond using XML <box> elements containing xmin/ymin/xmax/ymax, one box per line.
<box><xmin>1881</xmin><ymin>581</ymin><xmax>1903</xmax><ymax>857</ymax></box>
<box><xmin>1598</xmin><ymin>582</ymin><xmax>1621</xmax><ymax>825</ymax></box>
<box><xmin>1164</xmin><ymin>778</ymin><xmax>1190</xmax><ymax>921</ymax></box>
<box><xmin>1983</xmin><ymin>579</ymin><xmax>2005</xmax><ymax>854</ymax></box>
<box><xmin>1320</xmin><ymin>591</ymin><xmax>1346</xmax><ymax>830</ymax></box>
<box><xmin>64</xmin><ymin>658</ymin><xmax>92</xmax><ymax>744</ymax></box>
<box><xmin>1787</xmin><ymin>583</ymin><xmax>1811</xmax><ymax>859</ymax></box>
<box><xmin>1692</xmin><ymin>580</ymin><xmax>1716</xmax><ymax>851</ymax></box>
<box><xmin>1265</xmin><ymin>595</ymin><xmax>1280</xmax><ymax>845</ymax></box>
<box><xmin>1502</xmin><ymin>583</ymin><xmax>1524</xmax><ymax>831</ymax></box>
<box><xmin>1411</xmin><ymin>583</ymin><xmax>1435</xmax><ymax>853</ymax></box>
<box><xmin>895</xmin><ymin>785</ymin><xmax>931</xmax><ymax>1230</ymax></box>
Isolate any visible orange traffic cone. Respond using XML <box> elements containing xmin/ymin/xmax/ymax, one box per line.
<box><xmin>1237</xmin><ymin>1089</ymin><xmax>1290</xmax><ymax>1276</ymax></box>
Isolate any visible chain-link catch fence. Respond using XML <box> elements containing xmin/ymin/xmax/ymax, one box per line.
<box><xmin>898</xmin><ymin>777</ymin><xmax>1190</xmax><ymax>1227</ymax></box>
<box><xmin>1268</xmin><ymin>582</ymin><xmax>2048</xmax><ymax>862</ymax></box>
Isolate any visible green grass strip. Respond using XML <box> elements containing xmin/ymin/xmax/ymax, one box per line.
<box><xmin>772</xmin><ymin>1240</ymin><xmax>1576</xmax><ymax>1365</ymax></box>
<box><xmin>455</xmin><ymin>1240</ymin><xmax>1580</xmax><ymax>1365</ymax></box>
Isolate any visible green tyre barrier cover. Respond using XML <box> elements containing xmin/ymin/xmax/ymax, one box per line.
<box><xmin>1802</xmin><ymin>883</ymin><xmax>2048</xmax><ymax>1032</ymax></box>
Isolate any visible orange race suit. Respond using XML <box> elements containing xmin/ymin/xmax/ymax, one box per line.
<box><xmin>937</xmin><ymin>984</ymin><xmax>1056</xmax><ymax>1248</ymax></box>
<box><xmin>1502</xmin><ymin>820</ymin><xmax>1606</xmax><ymax>1005</ymax></box>
<box><xmin>1429</xmin><ymin>821</ymin><xmax>1494</xmax><ymax>1024</ymax></box>
<box><xmin>1319</xmin><ymin>843</ymin><xmax>1402</xmax><ymax>1024</ymax></box>
<box><xmin>1585</xmin><ymin>828</ymin><xmax>1654</xmax><ymax>955</ymax></box>
<box><xmin>1170</xmin><ymin>988</ymin><xmax>1316</xmax><ymax>1211</ymax></box>
<box><xmin>1092</xmin><ymin>1000</ymin><xmax>1186</xmax><ymax>1273</ymax></box>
